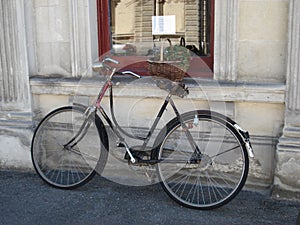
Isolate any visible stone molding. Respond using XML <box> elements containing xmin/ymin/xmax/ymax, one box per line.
<box><xmin>214</xmin><ymin>0</ymin><xmax>238</xmax><ymax>81</ymax></box>
<box><xmin>29</xmin><ymin>77</ymin><xmax>285</xmax><ymax>104</ymax></box>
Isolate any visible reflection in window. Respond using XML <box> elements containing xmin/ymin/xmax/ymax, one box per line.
<box><xmin>110</xmin><ymin>0</ymin><xmax>212</xmax><ymax>57</ymax></box>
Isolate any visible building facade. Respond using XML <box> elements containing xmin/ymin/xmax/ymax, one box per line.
<box><xmin>0</xmin><ymin>0</ymin><xmax>299</xmax><ymax>198</ymax></box>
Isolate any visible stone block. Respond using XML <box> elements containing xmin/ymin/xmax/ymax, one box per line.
<box><xmin>38</xmin><ymin>95</ymin><xmax>69</xmax><ymax>115</ymax></box>
<box><xmin>239</xmin><ymin>0</ymin><xmax>289</xmax><ymax>41</ymax></box>
<box><xmin>36</xmin><ymin>42</ymin><xmax>71</xmax><ymax>76</ymax></box>
<box><xmin>275</xmin><ymin>151</ymin><xmax>300</xmax><ymax>192</ymax></box>
<box><xmin>246</xmin><ymin>137</ymin><xmax>277</xmax><ymax>189</ymax></box>
<box><xmin>35</xmin><ymin>2</ymin><xmax>70</xmax><ymax>43</ymax></box>
<box><xmin>235</xmin><ymin>102</ymin><xmax>284</xmax><ymax>136</ymax></box>
<box><xmin>237</xmin><ymin>41</ymin><xmax>287</xmax><ymax>82</ymax></box>
<box><xmin>0</xmin><ymin>130</ymin><xmax>33</xmax><ymax>170</ymax></box>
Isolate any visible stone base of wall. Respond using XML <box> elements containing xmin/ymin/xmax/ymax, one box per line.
<box><xmin>0</xmin><ymin>128</ymin><xmax>33</xmax><ymax>170</ymax></box>
<box><xmin>272</xmin><ymin>185</ymin><xmax>300</xmax><ymax>201</ymax></box>
<box><xmin>0</xmin><ymin>111</ymin><xmax>33</xmax><ymax>170</ymax></box>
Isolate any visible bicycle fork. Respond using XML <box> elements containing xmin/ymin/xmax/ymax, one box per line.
<box><xmin>63</xmin><ymin>106</ymin><xmax>96</xmax><ymax>149</ymax></box>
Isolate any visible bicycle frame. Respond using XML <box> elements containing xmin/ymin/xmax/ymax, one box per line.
<box><xmin>66</xmin><ymin>59</ymin><xmax>201</xmax><ymax>164</ymax></box>
<box><xmin>93</xmin><ymin>79</ymin><xmax>201</xmax><ymax>164</ymax></box>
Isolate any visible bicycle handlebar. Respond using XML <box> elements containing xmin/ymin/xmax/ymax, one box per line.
<box><xmin>92</xmin><ymin>57</ymin><xmax>141</xmax><ymax>79</ymax></box>
<box><xmin>92</xmin><ymin>57</ymin><xmax>119</xmax><ymax>72</ymax></box>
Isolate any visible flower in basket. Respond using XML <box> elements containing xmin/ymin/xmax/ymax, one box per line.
<box><xmin>164</xmin><ymin>44</ymin><xmax>191</xmax><ymax>72</ymax></box>
<box><xmin>148</xmin><ymin>39</ymin><xmax>191</xmax><ymax>81</ymax></box>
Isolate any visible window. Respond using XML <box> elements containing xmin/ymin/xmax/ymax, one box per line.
<box><xmin>97</xmin><ymin>0</ymin><xmax>214</xmax><ymax>77</ymax></box>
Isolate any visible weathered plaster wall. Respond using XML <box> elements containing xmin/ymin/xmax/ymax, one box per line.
<box><xmin>237</xmin><ymin>0</ymin><xmax>289</xmax><ymax>83</ymax></box>
<box><xmin>1</xmin><ymin>0</ymin><xmax>299</xmax><ymax>198</ymax></box>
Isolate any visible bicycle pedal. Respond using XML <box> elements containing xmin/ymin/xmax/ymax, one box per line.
<box><xmin>124</xmin><ymin>151</ymin><xmax>145</xmax><ymax>161</ymax></box>
<box><xmin>124</xmin><ymin>151</ymin><xmax>132</xmax><ymax>160</ymax></box>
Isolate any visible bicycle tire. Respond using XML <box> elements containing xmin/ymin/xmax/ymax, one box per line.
<box><xmin>154</xmin><ymin>110</ymin><xmax>249</xmax><ymax>209</ymax></box>
<box><xmin>31</xmin><ymin>106</ymin><xmax>108</xmax><ymax>189</ymax></box>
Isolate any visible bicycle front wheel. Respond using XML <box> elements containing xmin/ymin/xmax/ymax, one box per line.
<box><xmin>31</xmin><ymin>106</ymin><xmax>108</xmax><ymax>189</ymax></box>
<box><xmin>155</xmin><ymin>111</ymin><xmax>249</xmax><ymax>209</ymax></box>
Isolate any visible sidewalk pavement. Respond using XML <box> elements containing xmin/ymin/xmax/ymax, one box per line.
<box><xmin>0</xmin><ymin>170</ymin><xmax>299</xmax><ymax>225</ymax></box>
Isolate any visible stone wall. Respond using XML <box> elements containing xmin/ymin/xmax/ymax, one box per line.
<box><xmin>0</xmin><ymin>0</ymin><xmax>300</xmax><ymax>198</ymax></box>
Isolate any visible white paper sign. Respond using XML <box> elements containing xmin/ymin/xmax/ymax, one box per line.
<box><xmin>152</xmin><ymin>15</ymin><xmax>176</xmax><ymax>35</ymax></box>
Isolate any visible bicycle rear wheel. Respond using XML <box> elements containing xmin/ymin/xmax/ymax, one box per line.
<box><xmin>155</xmin><ymin>111</ymin><xmax>249</xmax><ymax>209</ymax></box>
<box><xmin>31</xmin><ymin>106</ymin><xmax>108</xmax><ymax>189</ymax></box>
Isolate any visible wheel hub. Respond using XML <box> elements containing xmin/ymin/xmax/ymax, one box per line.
<box><xmin>186</xmin><ymin>153</ymin><xmax>212</xmax><ymax>170</ymax></box>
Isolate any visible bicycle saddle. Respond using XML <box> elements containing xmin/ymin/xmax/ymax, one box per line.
<box><xmin>153</xmin><ymin>77</ymin><xmax>189</xmax><ymax>98</ymax></box>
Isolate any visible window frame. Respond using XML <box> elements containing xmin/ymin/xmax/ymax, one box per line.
<box><xmin>96</xmin><ymin>0</ymin><xmax>214</xmax><ymax>77</ymax></box>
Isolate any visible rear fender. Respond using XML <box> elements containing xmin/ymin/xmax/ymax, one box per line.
<box><xmin>233</xmin><ymin>124</ymin><xmax>254</xmax><ymax>158</ymax></box>
<box><xmin>152</xmin><ymin>110</ymin><xmax>254</xmax><ymax>159</ymax></box>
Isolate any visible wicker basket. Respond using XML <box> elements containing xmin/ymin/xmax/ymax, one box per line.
<box><xmin>147</xmin><ymin>60</ymin><xmax>186</xmax><ymax>82</ymax></box>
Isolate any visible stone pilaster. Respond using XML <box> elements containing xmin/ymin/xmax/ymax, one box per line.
<box><xmin>214</xmin><ymin>0</ymin><xmax>238</xmax><ymax>81</ymax></box>
<box><xmin>69</xmin><ymin>0</ymin><xmax>93</xmax><ymax>77</ymax></box>
<box><xmin>275</xmin><ymin>0</ymin><xmax>300</xmax><ymax>197</ymax></box>
<box><xmin>0</xmin><ymin>0</ymin><xmax>32</xmax><ymax>169</ymax></box>
<box><xmin>0</xmin><ymin>0</ymin><xmax>30</xmax><ymax>110</ymax></box>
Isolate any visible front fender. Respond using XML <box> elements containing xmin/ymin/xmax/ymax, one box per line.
<box><xmin>74</xmin><ymin>104</ymin><xmax>109</xmax><ymax>152</ymax></box>
<box><xmin>73</xmin><ymin>104</ymin><xmax>109</xmax><ymax>173</ymax></box>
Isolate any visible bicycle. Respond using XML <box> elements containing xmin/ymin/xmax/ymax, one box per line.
<box><xmin>31</xmin><ymin>57</ymin><xmax>254</xmax><ymax>210</ymax></box>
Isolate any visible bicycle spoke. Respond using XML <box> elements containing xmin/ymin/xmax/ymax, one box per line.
<box><xmin>207</xmin><ymin>175</ymin><xmax>229</xmax><ymax>201</ymax></box>
<box><xmin>157</xmin><ymin>112</ymin><xmax>249</xmax><ymax>209</ymax></box>
<box><xmin>168</xmin><ymin>174</ymin><xmax>188</xmax><ymax>192</ymax></box>
<box><xmin>210</xmin><ymin>145</ymin><xmax>241</xmax><ymax>158</ymax></box>
<box><xmin>67</xmin><ymin>148</ymin><xmax>99</xmax><ymax>162</ymax></box>
<box><xmin>186</xmin><ymin>174</ymin><xmax>199</xmax><ymax>203</ymax></box>
<box><xmin>198</xmin><ymin>175</ymin><xmax>206</xmax><ymax>205</ymax></box>
<box><xmin>32</xmin><ymin>106</ymin><xmax>107</xmax><ymax>189</ymax></box>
